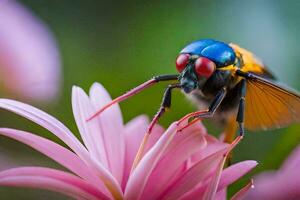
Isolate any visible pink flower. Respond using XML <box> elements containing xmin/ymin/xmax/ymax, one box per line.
<box><xmin>245</xmin><ymin>145</ymin><xmax>300</xmax><ymax>200</ymax></box>
<box><xmin>0</xmin><ymin>0</ymin><xmax>60</xmax><ymax>102</ymax></box>
<box><xmin>0</xmin><ymin>83</ymin><xmax>256</xmax><ymax>199</ymax></box>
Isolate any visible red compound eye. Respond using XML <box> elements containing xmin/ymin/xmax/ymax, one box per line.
<box><xmin>176</xmin><ymin>54</ymin><xmax>190</xmax><ymax>72</ymax></box>
<box><xmin>195</xmin><ymin>57</ymin><xmax>216</xmax><ymax>78</ymax></box>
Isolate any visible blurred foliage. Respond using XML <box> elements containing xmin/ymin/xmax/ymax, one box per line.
<box><xmin>0</xmin><ymin>0</ymin><xmax>300</xmax><ymax>199</ymax></box>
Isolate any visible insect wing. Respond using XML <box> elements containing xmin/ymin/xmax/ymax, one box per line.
<box><xmin>244</xmin><ymin>74</ymin><xmax>300</xmax><ymax>131</ymax></box>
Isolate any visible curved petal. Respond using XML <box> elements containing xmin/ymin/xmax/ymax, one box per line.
<box><xmin>72</xmin><ymin>86</ymin><xmax>108</xmax><ymax>167</ymax></box>
<box><xmin>0</xmin><ymin>167</ymin><xmax>110</xmax><ymax>200</ymax></box>
<box><xmin>89</xmin><ymin>82</ymin><xmax>125</xmax><ymax>184</ymax></box>
<box><xmin>0</xmin><ymin>99</ymin><xmax>123</xmax><ymax>199</ymax></box>
<box><xmin>123</xmin><ymin>115</ymin><xmax>165</xmax><ymax>188</ymax></box>
<box><xmin>203</xmin><ymin>136</ymin><xmax>243</xmax><ymax>200</ymax></box>
<box><xmin>245</xmin><ymin>171</ymin><xmax>300</xmax><ymax>199</ymax></box>
<box><xmin>123</xmin><ymin>115</ymin><xmax>149</xmax><ymax>188</ymax></box>
<box><xmin>163</xmin><ymin>122</ymin><xmax>206</xmax><ymax>155</ymax></box>
<box><xmin>0</xmin><ymin>128</ymin><xmax>110</xmax><ymax>197</ymax></box>
<box><xmin>124</xmin><ymin>122</ymin><xmax>178</xmax><ymax>200</ymax></box>
<box><xmin>218</xmin><ymin>160</ymin><xmax>258</xmax><ymax>191</ymax></box>
<box><xmin>143</xmin><ymin>124</ymin><xmax>164</xmax><ymax>154</ymax></box>
<box><xmin>190</xmin><ymin>134</ymin><xmax>228</xmax><ymax>166</ymax></box>
<box><xmin>0</xmin><ymin>1</ymin><xmax>60</xmax><ymax>101</ymax></box>
<box><xmin>203</xmin><ymin>156</ymin><xmax>227</xmax><ymax>200</ymax></box>
<box><xmin>141</xmin><ymin>122</ymin><xmax>207</xmax><ymax>200</ymax></box>
<box><xmin>160</xmin><ymin>148</ymin><xmax>227</xmax><ymax>200</ymax></box>
<box><xmin>231</xmin><ymin>180</ymin><xmax>254</xmax><ymax>200</ymax></box>
<box><xmin>0</xmin><ymin>99</ymin><xmax>87</xmax><ymax>159</ymax></box>
<box><xmin>180</xmin><ymin>161</ymin><xmax>257</xmax><ymax>200</ymax></box>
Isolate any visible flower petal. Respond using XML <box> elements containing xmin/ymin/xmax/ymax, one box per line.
<box><xmin>123</xmin><ymin>115</ymin><xmax>149</xmax><ymax>188</ymax></box>
<box><xmin>203</xmin><ymin>156</ymin><xmax>227</xmax><ymax>200</ymax></box>
<box><xmin>218</xmin><ymin>160</ymin><xmax>258</xmax><ymax>191</ymax></box>
<box><xmin>163</xmin><ymin>122</ymin><xmax>206</xmax><ymax>155</ymax></box>
<box><xmin>0</xmin><ymin>127</ymin><xmax>111</xmax><ymax>196</ymax></box>
<box><xmin>244</xmin><ymin>170</ymin><xmax>300</xmax><ymax>199</ymax></box>
<box><xmin>141</xmin><ymin>122</ymin><xmax>207</xmax><ymax>200</ymax></box>
<box><xmin>215</xmin><ymin>189</ymin><xmax>227</xmax><ymax>200</ymax></box>
<box><xmin>231</xmin><ymin>180</ymin><xmax>254</xmax><ymax>200</ymax></box>
<box><xmin>123</xmin><ymin>115</ymin><xmax>165</xmax><ymax>189</ymax></box>
<box><xmin>143</xmin><ymin>124</ymin><xmax>165</xmax><ymax>153</ymax></box>
<box><xmin>0</xmin><ymin>167</ymin><xmax>110</xmax><ymax>200</ymax></box>
<box><xmin>0</xmin><ymin>99</ymin><xmax>87</xmax><ymax>157</ymax></box>
<box><xmin>203</xmin><ymin>136</ymin><xmax>243</xmax><ymax>200</ymax></box>
<box><xmin>0</xmin><ymin>99</ymin><xmax>123</xmax><ymax>199</ymax></box>
<box><xmin>72</xmin><ymin>86</ymin><xmax>108</xmax><ymax>167</ymax></box>
<box><xmin>160</xmin><ymin>148</ymin><xmax>227</xmax><ymax>200</ymax></box>
<box><xmin>190</xmin><ymin>134</ymin><xmax>228</xmax><ymax>165</ymax></box>
<box><xmin>180</xmin><ymin>160</ymin><xmax>257</xmax><ymax>200</ymax></box>
<box><xmin>89</xmin><ymin>82</ymin><xmax>125</xmax><ymax>184</ymax></box>
<box><xmin>0</xmin><ymin>1</ymin><xmax>60</xmax><ymax>101</ymax></box>
<box><xmin>124</xmin><ymin>122</ymin><xmax>178</xmax><ymax>200</ymax></box>
<box><xmin>281</xmin><ymin>144</ymin><xmax>300</xmax><ymax>172</ymax></box>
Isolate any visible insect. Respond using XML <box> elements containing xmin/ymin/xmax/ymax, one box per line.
<box><xmin>87</xmin><ymin>39</ymin><xmax>300</xmax><ymax>144</ymax></box>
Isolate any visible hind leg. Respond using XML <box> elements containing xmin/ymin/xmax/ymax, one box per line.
<box><xmin>225</xmin><ymin>79</ymin><xmax>247</xmax><ymax>165</ymax></box>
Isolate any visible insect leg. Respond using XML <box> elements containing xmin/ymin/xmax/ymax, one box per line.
<box><xmin>178</xmin><ymin>88</ymin><xmax>227</xmax><ymax>131</ymax></box>
<box><xmin>223</xmin><ymin>79</ymin><xmax>247</xmax><ymax>166</ymax></box>
<box><xmin>236</xmin><ymin>79</ymin><xmax>246</xmax><ymax>136</ymax></box>
<box><xmin>131</xmin><ymin>83</ymin><xmax>180</xmax><ymax>171</ymax></box>
<box><xmin>87</xmin><ymin>74</ymin><xmax>179</xmax><ymax>121</ymax></box>
<box><xmin>147</xmin><ymin>83</ymin><xmax>181</xmax><ymax>134</ymax></box>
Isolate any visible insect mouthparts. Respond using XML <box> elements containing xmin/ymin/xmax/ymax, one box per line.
<box><xmin>180</xmin><ymin>78</ymin><xmax>197</xmax><ymax>93</ymax></box>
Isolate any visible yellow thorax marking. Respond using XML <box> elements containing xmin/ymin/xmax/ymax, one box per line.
<box><xmin>217</xmin><ymin>65</ymin><xmax>238</xmax><ymax>73</ymax></box>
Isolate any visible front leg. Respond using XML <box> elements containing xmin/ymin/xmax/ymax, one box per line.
<box><xmin>131</xmin><ymin>83</ymin><xmax>180</xmax><ymax>171</ymax></box>
<box><xmin>87</xmin><ymin>74</ymin><xmax>179</xmax><ymax>121</ymax></box>
<box><xmin>147</xmin><ymin>83</ymin><xmax>181</xmax><ymax>134</ymax></box>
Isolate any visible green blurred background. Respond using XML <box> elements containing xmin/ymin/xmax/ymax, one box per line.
<box><xmin>0</xmin><ymin>0</ymin><xmax>300</xmax><ymax>199</ymax></box>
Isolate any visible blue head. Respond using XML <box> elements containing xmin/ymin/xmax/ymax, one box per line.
<box><xmin>176</xmin><ymin>39</ymin><xmax>236</xmax><ymax>93</ymax></box>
